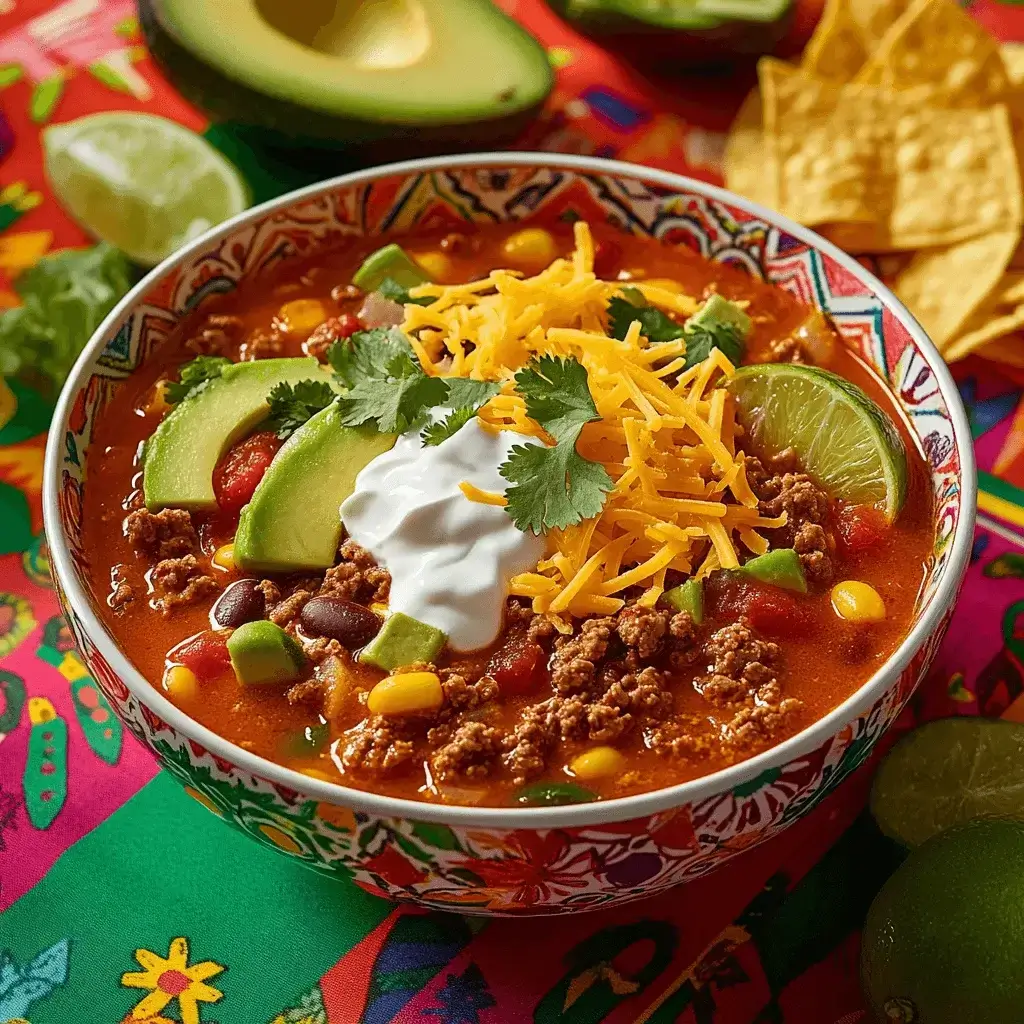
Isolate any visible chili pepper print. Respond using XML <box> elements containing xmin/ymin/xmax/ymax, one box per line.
<box><xmin>23</xmin><ymin>696</ymin><xmax>67</xmax><ymax>829</ymax></box>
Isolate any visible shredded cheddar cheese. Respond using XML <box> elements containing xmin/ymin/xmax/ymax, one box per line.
<box><xmin>401</xmin><ymin>222</ymin><xmax>780</xmax><ymax>623</ymax></box>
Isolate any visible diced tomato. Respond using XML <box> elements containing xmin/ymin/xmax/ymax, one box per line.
<box><xmin>171</xmin><ymin>630</ymin><xmax>231</xmax><ymax>682</ymax></box>
<box><xmin>487</xmin><ymin>631</ymin><xmax>547</xmax><ymax>696</ymax></box>
<box><xmin>836</xmin><ymin>504</ymin><xmax>889</xmax><ymax>555</ymax></box>
<box><xmin>213</xmin><ymin>431</ymin><xmax>281</xmax><ymax>515</ymax></box>
<box><xmin>335</xmin><ymin>313</ymin><xmax>362</xmax><ymax>338</ymax></box>
<box><xmin>593</xmin><ymin>239</ymin><xmax>622</xmax><ymax>279</ymax></box>
<box><xmin>708</xmin><ymin>574</ymin><xmax>811</xmax><ymax>640</ymax></box>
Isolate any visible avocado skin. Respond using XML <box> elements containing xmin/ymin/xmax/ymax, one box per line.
<box><xmin>139</xmin><ymin>0</ymin><xmax>550</xmax><ymax>157</ymax></box>
<box><xmin>546</xmin><ymin>0</ymin><xmax>794</xmax><ymax>66</ymax></box>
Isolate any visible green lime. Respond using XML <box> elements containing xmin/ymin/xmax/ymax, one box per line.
<box><xmin>728</xmin><ymin>364</ymin><xmax>907</xmax><ymax>520</ymax></box>
<box><xmin>43</xmin><ymin>112</ymin><xmax>249</xmax><ymax>266</ymax></box>
<box><xmin>861</xmin><ymin>817</ymin><xmax>1024</xmax><ymax>1023</ymax></box>
<box><xmin>871</xmin><ymin>718</ymin><xmax>1024</xmax><ymax>848</ymax></box>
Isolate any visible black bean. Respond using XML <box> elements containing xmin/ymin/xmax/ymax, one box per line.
<box><xmin>301</xmin><ymin>596</ymin><xmax>381</xmax><ymax>649</ymax></box>
<box><xmin>211</xmin><ymin>578</ymin><xmax>266</xmax><ymax>629</ymax></box>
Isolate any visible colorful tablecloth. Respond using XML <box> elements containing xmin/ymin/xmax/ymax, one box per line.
<box><xmin>1</xmin><ymin>2</ymin><xmax>1022</xmax><ymax>1021</ymax></box>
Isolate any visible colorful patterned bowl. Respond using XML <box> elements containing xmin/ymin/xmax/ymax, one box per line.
<box><xmin>43</xmin><ymin>154</ymin><xmax>976</xmax><ymax>915</ymax></box>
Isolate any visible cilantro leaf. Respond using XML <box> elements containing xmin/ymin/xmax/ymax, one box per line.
<box><xmin>420</xmin><ymin>379</ymin><xmax>501</xmax><ymax>447</ymax></box>
<box><xmin>0</xmin><ymin>242</ymin><xmax>133</xmax><ymax>395</ymax></box>
<box><xmin>335</xmin><ymin>333</ymin><xmax>447</xmax><ymax>434</ymax></box>
<box><xmin>499</xmin><ymin>355</ymin><xmax>613</xmax><ymax>534</ymax></box>
<box><xmin>421</xmin><ymin>406</ymin><xmax>478</xmax><ymax>447</ymax></box>
<box><xmin>265</xmin><ymin>379</ymin><xmax>336</xmax><ymax>439</ymax></box>
<box><xmin>328</xmin><ymin>326</ymin><xmax>411</xmax><ymax>388</ymax></box>
<box><xmin>607</xmin><ymin>288</ymin><xmax>686</xmax><ymax>344</ymax></box>
<box><xmin>164</xmin><ymin>355</ymin><xmax>232</xmax><ymax>404</ymax></box>
<box><xmin>682</xmin><ymin>322</ymin><xmax>746</xmax><ymax>370</ymax></box>
<box><xmin>377</xmin><ymin>276</ymin><xmax>433</xmax><ymax>307</ymax></box>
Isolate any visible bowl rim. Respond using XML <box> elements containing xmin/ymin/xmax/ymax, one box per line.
<box><xmin>43</xmin><ymin>151</ymin><xmax>977</xmax><ymax>829</ymax></box>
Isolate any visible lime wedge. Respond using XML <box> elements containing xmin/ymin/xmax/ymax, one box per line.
<box><xmin>43</xmin><ymin>112</ymin><xmax>249</xmax><ymax>267</ymax></box>
<box><xmin>728</xmin><ymin>363</ymin><xmax>907</xmax><ymax>520</ymax></box>
<box><xmin>871</xmin><ymin>718</ymin><xmax>1024</xmax><ymax>847</ymax></box>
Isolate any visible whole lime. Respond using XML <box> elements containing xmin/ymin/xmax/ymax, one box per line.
<box><xmin>861</xmin><ymin>817</ymin><xmax>1024</xmax><ymax>1023</ymax></box>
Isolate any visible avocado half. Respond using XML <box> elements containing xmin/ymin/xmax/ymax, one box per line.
<box><xmin>139</xmin><ymin>0</ymin><xmax>553</xmax><ymax>156</ymax></box>
<box><xmin>549</xmin><ymin>0</ymin><xmax>794</xmax><ymax>65</ymax></box>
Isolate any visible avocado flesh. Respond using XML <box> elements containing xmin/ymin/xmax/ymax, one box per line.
<box><xmin>687</xmin><ymin>293</ymin><xmax>752</xmax><ymax>336</ymax></box>
<box><xmin>228</xmin><ymin>620</ymin><xmax>305</xmax><ymax>686</ymax></box>
<box><xmin>360</xmin><ymin>612</ymin><xmax>447</xmax><ymax>672</ymax></box>
<box><xmin>143</xmin><ymin>357</ymin><xmax>335</xmax><ymax>512</ymax></box>
<box><xmin>663</xmin><ymin>578</ymin><xmax>704</xmax><ymax>623</ymax></box>
<box><xmin>741</xmin><ymin>549</ymin><xmax>807</xmax><ymax>593</ymax></box>
<box><xmin>141</xmin><ymin>0</ymin><xmax>552</xmax><ymax>144</ymax></box>
<box><xmin>234</xmin><ymin>403</ymin><xmax>396</xmax><ymax>573</ymax></box>
<box><xmin>353</xmin><ymin>244</ymin><xmax>429</xmax><ymax>292</ymax></box>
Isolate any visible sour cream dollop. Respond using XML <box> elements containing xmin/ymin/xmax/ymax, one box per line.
<box><xmin>340</xmin><ymin>418</ymin><xmax>544</xmax><ymax>652</ymax></box>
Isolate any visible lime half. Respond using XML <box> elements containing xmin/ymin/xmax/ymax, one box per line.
<box><xmin>43</xmin><ymin>112</ymin><xmax>249</xmax><ymax>266</ymax></box>
<box><xmin>871</xmin><ymin>718</ymin><xmax>1024</xmax><ymax>847</ymax></box>
<box><xmin>728</xmin><ymin>363</ymin><xmax>907</xmax><ymax>520</ymax></box>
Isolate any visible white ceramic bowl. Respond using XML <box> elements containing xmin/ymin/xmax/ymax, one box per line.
<box><xmin>43</xmin><ymin>154</ymin><xmax>975</xmax><ymax>914</ymax></box>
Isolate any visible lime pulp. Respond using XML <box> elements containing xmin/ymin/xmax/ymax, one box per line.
<box><xmin>43</xmin><ymin>112</ymin><xmax>249</xmax><ymax>267</ymax></box>
<box><xmin>728</xmin><ymin>363</ymin><xmax>908</xmax><ymax>520</ymax></box>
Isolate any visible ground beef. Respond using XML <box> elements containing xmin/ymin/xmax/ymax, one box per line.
<box><xmin>109</xmin><ymin>575</ymin><xmax>135</xmax><ymax>612</ymax></box>
<box><xmin>320</xmin><ymin>540</ymin><xmax>390</xmax><ymax>603</ymax></box>
<box><xmin>794</xmin><ymin>521</ymin><xmax>834</xmax><ymax>587</ymax></box>
<box><xmin>503</xmin><ymin>697</ymin><xmax>586</xmax><ymax>783</ymax></box>
<box><xmin>268</xmin><ymin>588</ymin><xmax>315</xmax><ymax>628</ymax></box>
<box><xmin>549</xmin><ymin>616</ymin><xmax>616</xmax><ymax>697</ymax></box>
<box><xmin>723</xmin><ymin>697</ymin><xmax>803</xmax><ymax>746</ymax></box>
<box><xmin>768</xmin><ymin>336</ymin><xmax>808</xmax><ymax>364</ymax></box>
<box><xmin>240</xmin><ymin>327</ymin><xmax>284</xmax><ymax>360</ymax></box>
<box><xmin>667</xmin><ymin>611</ymin><xmax>701</xmax><ymax>670</ymax></box>
<box><xmin>305</xmin><ymin>317</ymin><xmax>345</xmax><ymax>360</ymax></box>
<box><xmin>646</xmin><ymin>714</ymin><xmax>719</xmax><ymax>759</ymax></box>
<box><xmin>696</xmin><ymin>623</ymin><xmax>780</xmax><ymax>706</ymax></box>
<box><xmin>300</xmin><ymin>636</ymin><xmax>345</xmax><ymax>665</ymax></box>
<box><xmin>340</xmin><ymin>716</ymin><xmax>420</xmax><ymax>774</ymax></box>
<box><xmin>587</xmin><ymin>665</ymin><xmax>672</xmax><ymax>742</ymax></box>
<box><xmin>125</xmin><ymin>508</ymin><xmax>198</xmax><ymax>560</ymax></box>
<box><xmin>285</xmin><ymin>677</ymin><xmax>324</xmax><ymax>706</ymax></box>
<box><xmin>505</xmin><ymin>599</ymin><xmax>557</xmax><ymax>645</ymax></box>
<box><xmin>150</xmin><ymin>554</ymin><xmax>218</xmax><ymax>614</ymax></box>
<box><xmin>184</xmin><ymin>313</ymin><xmax>243</xmax><ymax>356</ymax></box>
<box><xmin>616</xmin><ymin>606</ymin><xmax>669</xmax><ymax>659</ymax></box>
<box><xmin>757</xmin><ymin>472</ymin><xmax>831</xmax><ymax>529</ymax></box>
<box><xmin>440</xmin><ymin>670</ymin><xmax>498</xmax><ymax>710</ymax></box>
<box><xmin>257</xmin><ymin>579</ymin><xmax>282</xmax><ymax>606</ymax></box>
<box><xmin>432</xmin><ymin>722</ymin><xmax>503</xmax><ymax>779</ymax></box>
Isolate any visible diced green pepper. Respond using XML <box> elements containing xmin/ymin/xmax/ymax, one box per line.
<box><xmin>663</xmin><ymin>577</ymin><xmax>704</xmax><ymax>623</ymax></box>
<box><xmin>515</xmin><ymin>781</ymin><xmax>598</xmax><ymax>807</ymax></box>
<box><xmin>741</xmin><ymin>548</ymin><xmax>807</xmax><ymax>593</ymax></box>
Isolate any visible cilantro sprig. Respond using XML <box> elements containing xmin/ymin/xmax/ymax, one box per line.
<box><xmin>265</xmin><ymin>379</ymin><xmax>336</xmax><ymax>438</ymax></box>
<box><xmin>421</xmin><ymin>378</ymin><xmax>501</xmax><ymax>447</ymax></box>
<box><xmin>165</xmin><ymin>355</ymin><xmax>231</xmax><ymax>404</ymax></box>
<box><xmin>607</xmin><ymin>287</ymin><xmax>686</xmax><ymax>343</ymax></box>
<box><xmin>377</xmin><ymin>276</ymin><xmax>433</xmax><ymax>307</ymax></box>
<box><xmin>682</xmin><ymin>321</ymin><xmax>745</xmax><ymax>370</ymax></box>
<box><xmin>329</xmin><ymin>327</ymin><xmax>447</xmax><ymax>434</ymax></box>
<box><xmin>499</xmin><ymin>356</ymin><xmax>612</xmax><ymax>534</ymax></box>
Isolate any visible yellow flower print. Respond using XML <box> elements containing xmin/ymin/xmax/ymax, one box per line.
<box><xmin>121</xmin><ymin>937</ymin><xmax>224</xmax><ymax>1024</ymax></box>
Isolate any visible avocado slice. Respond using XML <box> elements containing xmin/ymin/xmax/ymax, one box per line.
<box><xmin>353</xmin><ymin>244</ymin><xmax>429</xmax><ymax>292</ymax></box>
<box><xmin>663</xmin><ymin>578</ymin><xmax>704</xmax><ymax>623</ymax></box>
<box><xmin>234</xmin><ymin>403</ymin><xmax>396</xmax><ymax>573</ymax></box>
<box><xmin>139</xmin><ymin>0</ymin><xmax>553</xmax><ymax>154</ymax></box>
<box><xmin>227</xmin><ymin>620</ymin><xmax>305</xmax><ymax>685</ymax></box>
<box><xmin>686</xmin><ymin>293</ymin><xmax>752</xmax><ymax>338</ymax></box>
<box><xmin>741</xmin><ymin>549</ymin><xmax>807</xmax><ymax>593</ymax></box>
<box><xmin>359</xmin><ymin>612</ymin><xmax>447</xmax><ymax>672</ymax></box>
<box><xmin>143</xmin><ymin>356</ymin><xmax>336</xmax><ymax>512</ymax></box>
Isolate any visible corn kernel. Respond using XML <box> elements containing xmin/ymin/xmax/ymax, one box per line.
<box><xmin>412</xmin><ymin>251</ymin><xmax>453</xmax><ymax>281</ymax></box>
<box><xmin>212</xmin><ymin>543</ymin><xmax>235</xmax><ymax>571</ymax></box>
<box><xmin>146</xmin><ymin>380</ymin><xmax>171</xmax><ymax>416</ymax></box>
<box><xmin>570</xmin><ymin>746</ymin><xmax>626</xmax><ymax>780</ymax></box>
<box><xmin>831</xmin><ymin>580</ymin><xmax>886</xmax><ymax>623</ymax></box>
<box><xmin>501</xmin><ymin>227</ymin><xmax>557</xmax><ymax>268</ymax></box>
<box><xmin>278</xmin><ymin>298</ymin><xmax>327</xmax><ymax>336</ymax></box>
<box><xmin>370</xmin><ymin>602</ymin><xmax>389</xmax><ymax>616</ymax></box>
<box><xmin>367</xmin><ymin>672</ymin><xmax>444</xmax><ymax>716</ymax></box>
<box><xmin>164</xmin><ymin>664</ymin><xmax>198</xmax><ymax>701</ymax></box>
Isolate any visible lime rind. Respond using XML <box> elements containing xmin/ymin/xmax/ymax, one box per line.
<box><xmin>870</xmin><ymin>718</ymin><xmax>1024</xmax><ymax>847</ymax></box>
<box><xmin>43</xmin><ymin>112</ymin><xmax>249</xmax><ymax>267</ymax></box>
<box><xmin>729</xmin><ymin>363</ymin><xmax>908</xmax><ymax>520</ymax></box>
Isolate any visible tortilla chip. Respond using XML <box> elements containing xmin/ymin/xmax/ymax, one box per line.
<box><xmin>845</xmin><ymin>0</ymin><xmax>910</xmax><ymax>42</ymax></box>
<box><xmin>891</xmin><ymin>231</ymin><xmax>1020</xmax><ymax>348</ymax></box>
<box><xmin>723</xmin><ymin>89</ymin><xmax>778</xmax><ymax>209</ymax></box>
<box><xmin>855</xmin><ymin>0</ymin><xmax>1011</xmax><ymax>106</ymax></box>
<box><xmin>945</xmin><ymin>305</ymin><xmax>1024</xmax><ymax>361</ymax></box>
<box><xmin>760</xmin><ymin>60</ymin><xmax>1023</xmax><ymax>250</ymax></box>
<box><xmin>802</xmin><ymin>0</ymin><xmax>869</xmax><ymax>82</ymax></box>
